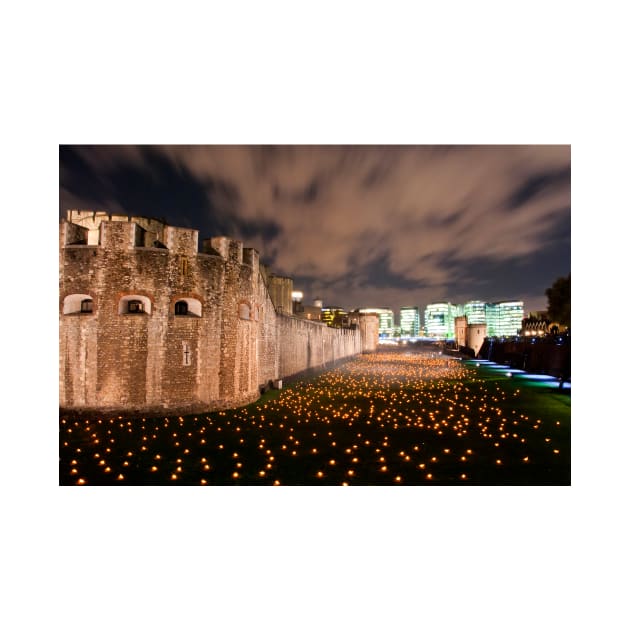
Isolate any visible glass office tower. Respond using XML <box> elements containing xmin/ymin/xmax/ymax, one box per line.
<box><xmin>485</xmin><ymin>301</ymin><xmax>524</xmax><ymax>336</ymax></box>
<box><xmin>399</xmin><ymin>306</ymin><xmax>420</xmax><ymax>337</ymax></box>
<box><xmin>424</xmin><ymin>303</ymin><xmax>455</xmax><ymax>339</ymax></box>
<box><xmin>464</xmin><ymin>300</ymin><xmax>486</xmax><ymax>324</ymax></box>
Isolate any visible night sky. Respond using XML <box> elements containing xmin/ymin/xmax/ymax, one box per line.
<box><xmin>59</xmin><ymin>145</ymin><xmax>570</xmax><ymax>315</ymax></box>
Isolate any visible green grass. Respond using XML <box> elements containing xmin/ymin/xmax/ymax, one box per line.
<box><xmin>59</xmin><ymin>352</ymin><xmax>570</xmax><ymax>486</ymax></box>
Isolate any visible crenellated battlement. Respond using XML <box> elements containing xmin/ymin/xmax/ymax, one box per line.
<box><xmin>66</xmin><ymin>210</ymin><xmax>170</xmax><ymax>247</ymax></box>
<box><xmin>63</xmin><ymin>210</ymin><xmax>250</xmax><ymax>262</ymax></box>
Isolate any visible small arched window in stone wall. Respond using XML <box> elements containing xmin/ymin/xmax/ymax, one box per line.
<box><xmin>173</xmin><ymin>297</ymin><xmax>202</xmax><ymax>317</ymax></box>
<box><xmin>239</xmin><ymin>303</ymin><xmax>250</xmax><ymax>320</ymax></box>
<box><xmin>118</xmin><ymin>295</ymin><xmax>152</xmax><ymax>315</ymax></box>
<box><xmin>63</xmin><ymin>293</ymin><xmax>94</xmax><ymax>315</ymax></box>
<box><xmin>127</xmin><ymin>300</ymin><xmax>144</xmax><ymax>313</ymax></box>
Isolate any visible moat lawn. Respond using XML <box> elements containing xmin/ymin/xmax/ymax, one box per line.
<box><xmin>59</xmin><ymin>352</ymin><xmax>570</xmax><ymax>485</ymax></box>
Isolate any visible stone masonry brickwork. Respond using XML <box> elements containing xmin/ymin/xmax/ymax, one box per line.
<box><xmin>60</xmin><ymin>211</ymin><xmax>378</xmax><ymax>415</ymax></box>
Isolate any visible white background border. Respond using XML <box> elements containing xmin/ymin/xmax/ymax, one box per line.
<box><xmin>4</xmin><ymin>1</ymin><xmax>627</xmax><ymax>628</ymax></box>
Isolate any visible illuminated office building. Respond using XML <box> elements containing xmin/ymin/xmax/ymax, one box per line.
<box><xmin>424</xmin><ymin>303</ymin><xmax>456</xmax><ymax>339</ymax></box>
<box><xmin>485</xmin><ymin>303</ymin><xmax>500</xmax><ymax>337</ymax></box>
<box><xmin>422</xmin><ymin>299</ymin><xmax>524</xmax><ymax>338</ymax></box>
<box><xmin>358</xmin><ymin>308</ymin><xmax>395</xmax><ymax>337</ymax></box>
<box><xmin>485</xmin><ymin>300</ymin><xmax>524</xmax><ymax>336</ymax></box>
<box><xmin>321</xmin><ymin>306</ymin><xmax>347</xmax><ymax>327</ymax></box>
<box><xmin>464</xmin><ymin>300</ymin><xmax>486</xmax><ymax>324</ymax></box>
<box><xmin>399</xmin><ymin>306</ymin><xmax>420</xmax><ymax>337</ymax></box>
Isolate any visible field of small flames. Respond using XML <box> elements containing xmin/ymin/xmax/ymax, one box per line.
<box><xmin>59</xmin><ymin>348</ymin><xmax>570</xmax><ymax>485</ymax></box>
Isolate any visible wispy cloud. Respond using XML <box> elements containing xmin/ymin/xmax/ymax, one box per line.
<box><xmin>60</xmin><ymin>145</ymin><xmax>570</xmax><ymax>313</ymax></box>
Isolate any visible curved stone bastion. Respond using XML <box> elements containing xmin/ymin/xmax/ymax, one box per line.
<box><xmin>59</xmin><ymin>211</ymin><xmax>379</xmax><ymax>415</ymax></box>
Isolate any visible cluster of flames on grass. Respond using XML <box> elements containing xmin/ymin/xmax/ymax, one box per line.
<box><xmin>60</xmin><ymin>352</ymin><xmax>565</xmax><ymax>485</ymax></box>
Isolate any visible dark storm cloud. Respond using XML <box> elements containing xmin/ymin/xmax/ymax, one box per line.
<box><xmin>299</xmin><ymin>179</ymin><xmax>319</xmax><ymax>203</ymax></box>
<box><xmin>273</xmin><ymin>178</ymin><xmax>320</xmax><ymax>204</ymax></box>
<box><xmin>358</xmin><ymin>253</ymin><xmax>431</xmax><ymax>291</ymax></box>
<box><xmin>435</xmin><ymin>209</ymin><xmax>570</xmax><ymax>303</ymax></box>
<box><xmin>59</xmin><ymin>144</ymin><xmax>570</xmax><ymax>312</ymax></box>
<box><xmin>425</xmin><ymin>208</ymin><xmax>467</xmax><ymax>229</ymax></box>
<box><xmin>506</xmin><ymin>166</ymin><xmax>571</xmax><ymax>211</ymax></box>
<box><xmin>60</xmin><ymin>145</ymin><xmax>221</xmax><ymax>231</ymax></box>
<box><xmin>59</xmin><ymin>145</ymin><xmax>282</xmax><ymax>250</ymax></box>
<box><xmin>360</xmin><ymin>150</ymin><xmax>401</xmax><ymax>188</ymax></box>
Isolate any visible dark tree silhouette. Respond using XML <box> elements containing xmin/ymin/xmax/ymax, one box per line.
<box><xmin>545</xmin><ymin>274</ymin><xmax>570</xmax><ymax>327</ymax></box>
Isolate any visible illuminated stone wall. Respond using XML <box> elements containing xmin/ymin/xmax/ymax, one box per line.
<box><xmin>60</xmin><ymin>212</ymin><xmax>367</xmax><ymax>415</ymax></box>
<box><xmin>466</xmin><ymin>324</ymin><xmax>487</xmax><ymax>357</ymax></box>
<box><xmin>455</xmin><ymin>316</ymin><xmax>467</xmax><ymax>348</ymax></box>
<box><xmin>348</xmin><ymin>312</ymin><xmax>379</xmax><ymax>352</ymax></box>
<box><xmin>267</xmin><ymin>275</ymin><xmax>293</xmax><ymax>315</ymax></box>
<box><xmin>277</xmin><ymin>316</ymin><xmax>361</xmax><ymax>378</ymax></box>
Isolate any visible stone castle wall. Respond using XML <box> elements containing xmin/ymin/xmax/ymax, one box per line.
<box><xmin>59</xmin><ymin>212</ymin><xmax>371</xmax><ymax>415</ymax></box>
<box><xmin>277</xmin><ymin>316</ymin><xmax>362</xmax><ymax>378</ymax></box>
